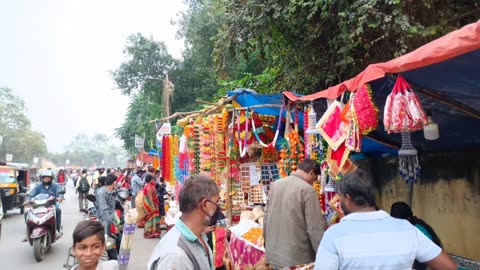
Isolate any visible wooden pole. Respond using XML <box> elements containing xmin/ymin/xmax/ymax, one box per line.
<box><xmin>226</xmin><ymin>158</ymin><xmax>232</xmax><ymax>227</ymax></box>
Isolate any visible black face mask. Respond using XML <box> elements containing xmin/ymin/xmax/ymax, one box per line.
<box><xmin>42</xmin><ymin>180</ymin><xmax>52</xmax><ymax>187</ymax></box>
<box><xmin>209</xmin><ymin>206</ymin><xmax>222</xmax><ymax>226</ymax></box>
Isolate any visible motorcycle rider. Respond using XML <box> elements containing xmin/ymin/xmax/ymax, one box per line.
<box><xmin>24</xmin><ymin>170</ymin><xmax>63</xmax><ymax>239</ymax></box>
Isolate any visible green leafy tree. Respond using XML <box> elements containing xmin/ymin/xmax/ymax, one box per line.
<box><xmin>111</xmin><ymin>34</ymin><xmax>177</xmax><ymax>152</ymax></box>
<box><xmin>213</xmin><ymin>0</ymin><xmax>480</xmax><ymax>93</ymax></box>
<box><xmin>0</xmin><ymin>87</ymin><xmax>47</xmax><ymax>163</ymax></box>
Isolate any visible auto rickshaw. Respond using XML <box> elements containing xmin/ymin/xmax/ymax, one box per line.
<box><xmin>0</xmin><ymin>162</ymin><xmax>29</xmax><ymax>214</ymax></box>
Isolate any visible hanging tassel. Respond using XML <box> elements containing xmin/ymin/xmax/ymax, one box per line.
<box><xmin>398</xmin><ymin>132</ymin><xmax>421</xmax><ymax>183</ymax></box>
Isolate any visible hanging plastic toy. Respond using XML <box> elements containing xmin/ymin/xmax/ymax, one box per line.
<box><xmin>398</xmin><ymin>132</ymin><xmax>421</xmax><ymax>183</ymax></box>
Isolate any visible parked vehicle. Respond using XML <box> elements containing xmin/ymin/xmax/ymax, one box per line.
<box><xmin>25</xmin><ymin>191</ymin><xmax>65</xmax><ymax>262</ymax></box>
<box><xmin>0</xmin><ymin>163</ymin><xmax>29</xmax><ymax>214</ymax></box>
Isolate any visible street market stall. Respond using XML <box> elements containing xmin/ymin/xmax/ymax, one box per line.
<box><xmin>149</xmin><ymin>20</ymin><xmax>480</xmax><ymax>268</ymax></box>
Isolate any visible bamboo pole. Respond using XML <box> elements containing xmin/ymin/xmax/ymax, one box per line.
<box><xmin>226</xmin><ymin>157</ymin><xmax>232</xmax><ymax>227</ymax></box>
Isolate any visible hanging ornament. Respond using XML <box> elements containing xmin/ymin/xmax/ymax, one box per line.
<box><xmin>306</xmin><ymin>104</ymin><xmax>319</xmax><ymax>135</ymax></box>
<box><xmin>251</xmin><ymin>108</ymin><xmax>281</xmax><ymax>148</ymax></box>
<box><xmin>237</xmin><ymin>111</ymin><xmax>249</xmax><ymax>158</ymax></box>
<box><xmin>398</xmin><ymin>132</ymin><xmax>421</xmax><ymax>183</ymax></box>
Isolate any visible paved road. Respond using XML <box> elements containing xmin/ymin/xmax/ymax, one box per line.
<box><xmin>0</xmin><ymin>179</ymin><xmax>159</xmax><ymax>269</ymax></box>
<box><xmin>0</xmin><ymin>179</ymin><xmax>83</xmax><ymax>269</ymax></box>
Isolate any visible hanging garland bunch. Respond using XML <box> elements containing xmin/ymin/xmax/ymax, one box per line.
<box><xmin>304</xmin><ymin>106</ymin><xmax>309</xmax><ymax>159</ymax></box>
<box><xmin>215</xmin><ymin>109</ymin><xmax>228</xmax><ymax>174</ymax></box>
<box><xmin>193</xmin><ymin>118</ymin><xmax>202</xmax><ymax>174</ymax></box>
<box><xmin>200</xmin><ymin>117</ymin><xmax>214</xmax><ymax>173</ymax></box>
<box><xmin>278</xmin><ymin>145</ymin><xmax>288</xmax><ymax>178</ymax></box>
<box><xmin>178</xmin><ymin>134</ymin><xmax>189</xmax><ymax>185</ymax></box>
<box><xmin>161</xmin><ymin>135</ymin><xmax>169</xmax><ymax>179</ymax></box>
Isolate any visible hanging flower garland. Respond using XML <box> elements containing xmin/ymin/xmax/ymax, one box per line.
<box><xmin>304</xmin><ymin>106</ymin><xmax>309</xmax><ymax>158</ymax></box>
<box><xmin>193</xmin><ymin>118</ymin><xmax>201</xmax><ymax>174</ymax></box>
<box><xmin>215</xmin><ymin>110</ymin><xmax>228</xmax><ymax>175</ymax></box>
<box><xmin>227</xmin><ymin>110</ymin><xmax>236</xmax><ymax>158</ymax></box>
<box><xmin>170</xmin><ymin>135</ymin><xmax>178</xmax><ymax>185</ymax></box>
<box><xmin>178</xmin><ymin>135</ymin><xmax>189</xmax><ymax>184</ymax></box>
<box><xmin>161</xmin><ymin>135</ymin><xmax>168</xmax><ymax>179</ymax></box>
<box><xmin>200</xmin><ymin>117</ymin><xmax>214</xmax><ymax>173</ymax></box>
<box><xmin>278</xmin><ymin>145</ymin><xmax>288</xmax><ymax>178</ymax></box>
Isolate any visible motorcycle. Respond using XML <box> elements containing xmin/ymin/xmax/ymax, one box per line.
<box><xmin>25</xmin><ymin>191</ymin><xmax>65</xmax><ymax>262</ymax></box>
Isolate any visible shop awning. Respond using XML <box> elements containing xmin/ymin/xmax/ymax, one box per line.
<box><xmin>287</xmin><ymin>20</ymin><xmax>480</xmax><ymax>152</ymax></box>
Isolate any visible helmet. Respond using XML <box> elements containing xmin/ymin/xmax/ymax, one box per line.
<box><xmin>40</xmin><ymin>170</ymin><xmax>54</xmax><ymax>186</ymax></box>
<box><xmin>117</xmin><ymin>188</ymin><xmax>129</xmax><ymax>202</ymax></box>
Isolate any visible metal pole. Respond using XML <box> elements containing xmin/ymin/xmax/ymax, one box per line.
<box><xmin>407</xmin><ymin>182</ymin><xmax>414</xmax><ymax>207</ymax></box>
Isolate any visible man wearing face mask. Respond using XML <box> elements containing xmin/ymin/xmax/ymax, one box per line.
<box><xmin>205</xmin><ymin>204</ymin><xmax>228</xmax><ymax>270</ymax></box>
<box><xmin>148</xmin><ymin>174</ymin><xmax>220</xmax><ymax>270</ymax></box>
<box><xmin>264</xmin><ymin>158</ymin><xmax>327</xmax><ymax>269</ymax></box>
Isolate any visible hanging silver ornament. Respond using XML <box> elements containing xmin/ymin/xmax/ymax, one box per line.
<box><xmin>398</xmin><ymin>132</ymin><xmax>421</xmax><ymax>183</ymax></box>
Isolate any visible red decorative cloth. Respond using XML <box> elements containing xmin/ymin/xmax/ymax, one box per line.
<box><xmin>317</xmin><ymin>100</ymin><xmax>348</xmax><ymax>150</ymax></box>
<box><xmin>352</xmin><ymin>84</ymin><xmax>379</xmax><ymax>135</ymax></box>
<box><xmin>213</xmin><ymin>228</ymin><xmax>227</xmax><ymax>268</ymax></box>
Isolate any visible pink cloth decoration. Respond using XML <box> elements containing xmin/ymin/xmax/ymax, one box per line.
<box><xmin>229</xmin><ymin>234</ymin><xmax>265</xmax><ymax>270</ymax></box>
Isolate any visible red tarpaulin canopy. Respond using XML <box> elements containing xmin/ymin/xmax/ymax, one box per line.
<box><xmin>285</xmin><ymin>20</ymin><xmax>480</xmax><ymax>102</ymax></box>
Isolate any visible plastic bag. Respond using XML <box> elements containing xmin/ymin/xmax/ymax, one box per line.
<box><xmin>384</xmin><ymin>76</ymin><xmax>427</xmax><ymax>133</ymax></box>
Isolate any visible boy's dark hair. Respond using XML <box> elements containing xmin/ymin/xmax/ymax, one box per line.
<box><xmin>72</xmin><ymin>220</ymin><xmax>105</xmax><ymax>246</ymax></box>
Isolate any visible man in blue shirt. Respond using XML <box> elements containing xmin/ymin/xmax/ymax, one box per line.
<box><xmin>314</xmin><ymin>169</ymin><xmax>456</xmax><ymax>270</ymax></box>
<box><xmin>27</xmin><ymin>170</ymin><xmax>64</xmax><ymax>233</ymax></box>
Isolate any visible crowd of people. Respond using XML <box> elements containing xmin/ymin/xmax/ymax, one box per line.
<box><xmin>24</xmin><ymin>160</ymin><xmax>458</xmax><ymax>270</ymax></box>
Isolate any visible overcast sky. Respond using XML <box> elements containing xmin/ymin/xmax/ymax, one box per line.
<box><xmin>0</xmin><ymin>0</ymin><xmax>185</xmax><ymax>153</ymax></box>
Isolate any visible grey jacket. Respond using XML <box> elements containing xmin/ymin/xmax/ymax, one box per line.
<box><xmin>264</xmin><ymin>172</ymin><xmax>326</xmax><ymax>268</ymax></box>
<box><xmin>95</xmin><ymin>186</ymin><xmax>116</xmax><ymax>232</ymax></box>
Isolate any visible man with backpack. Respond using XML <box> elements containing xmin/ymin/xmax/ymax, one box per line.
<box><xmin>76</xmin><ymin>169</ymin><xmax>93</xmax><ymax>211</ymax></box>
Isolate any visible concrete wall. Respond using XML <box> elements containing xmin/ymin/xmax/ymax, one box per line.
<box><xmin>363</xmin><ymin>152</ymin><xmax>480</xmax><ymax>261</ymax></box>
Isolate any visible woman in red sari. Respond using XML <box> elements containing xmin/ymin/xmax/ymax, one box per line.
<box><xmin>142</xmin><ymin>174</ymin><xmax>161</xmax><ymax>238</ymax></box>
